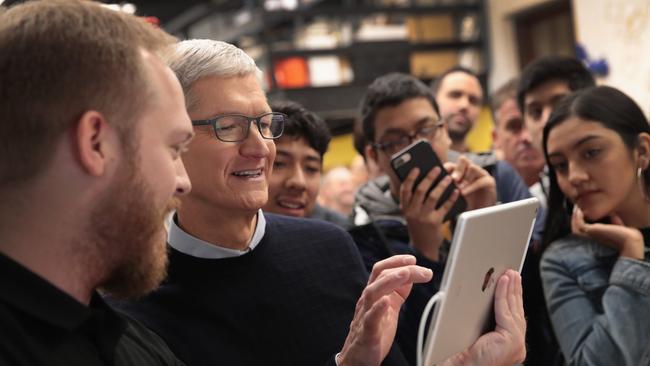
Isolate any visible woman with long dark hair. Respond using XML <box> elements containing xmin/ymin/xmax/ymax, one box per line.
<box><xmin>540</xmin><ymin>85</ymin><xmax>650</xmax><ymax>365</ymax></box>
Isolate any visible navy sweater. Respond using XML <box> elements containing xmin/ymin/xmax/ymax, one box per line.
<box><xmin>114</xmin><ymin>213</ymin><xmax>408</xmax><ymax>366</ymax></box>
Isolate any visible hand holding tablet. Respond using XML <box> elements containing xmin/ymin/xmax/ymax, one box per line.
<box><xmin>421</xmin><ymin>198</ymin><xmax>538</xmax><ymax>366</ymax></box>
<box><xmin>441</xmin><ymin>270</ymin><xmax>527</xmax><ymax>366</ymax></box>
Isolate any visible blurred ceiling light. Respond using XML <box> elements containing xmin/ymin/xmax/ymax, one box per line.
<box><xmin>101</xmin><ymin>3</ymin><xmax>137</xmax><ymax>14</ymax></box>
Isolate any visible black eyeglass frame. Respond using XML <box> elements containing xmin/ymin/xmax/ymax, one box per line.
<box><xmin>372</xmin><ymin>119</ymin><xmax>446</xmax><ymax>153</ymax></box>
<box><xmin>191</xmin><ymin>112</ymin><xmax>286</xmax><ymax>142</ymax></box>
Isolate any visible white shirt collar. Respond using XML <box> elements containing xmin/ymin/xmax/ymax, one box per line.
<box><xmin>168</xmin><ymin>209</ymin><xmax>266</xmax><ymax>259</ymax></box>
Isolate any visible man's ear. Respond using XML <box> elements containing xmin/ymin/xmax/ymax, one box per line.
<box><xmin>74</xmin><ymin>110</ymin><xmax>114</xmax><ymax>177</ymax></box>
<box><xmin>365</xmin><ymin>144</ymin><xmax>378</xmax><ymax>165</ymax></box>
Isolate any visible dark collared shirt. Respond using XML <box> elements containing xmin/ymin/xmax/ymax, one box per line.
<box><xmin>0</xmin><ymin>253</ymin><xmax>183</xmax><ymax>366</ymax></box>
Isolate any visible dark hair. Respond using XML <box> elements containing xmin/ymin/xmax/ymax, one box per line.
<box><xmin>0</xmin><ymin>0</ymin><xmax>175</xmax><ymax>187</ymax></box>
<box><xmin>489</xmin><ymin>77</ymin><xmax>519</xmax><ymax>125</ymax></box>
<box><xmin>270</xmin><ymin>100</ymin><xmax>331</xmax><ymax>157</ymax></box>
<box><xmin>430</xmin><ymin>65</ymin><xmax>481</xmax><ymax>96</ymax></box>
<box><xmin>541</xmin><ymin>86</ymin><xmax>650</xmax><ymax>249</ymax></box>
<box><xmin>360</xmin><ymin>72</ymin><xmax>439</xmax><ymax>146</ymax></box>
<box><xmin>517</xmin><ymin>56</ymin><xmax>595</xmax><ymax>114</ymax></box>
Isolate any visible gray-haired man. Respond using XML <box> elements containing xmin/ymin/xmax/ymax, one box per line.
<box><xmin>115</xmin><ymin>40</ymin><xmax>526</xmax><ymax>366</ymax></box>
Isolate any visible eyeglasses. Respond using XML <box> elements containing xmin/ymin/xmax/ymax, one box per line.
<box><xmin>372</xmin><ymin>119</ymin><xmax>445</xmax><ymax>155</ymax></box>
<box><xmin>191</xmin><ymin>112</ymin><xmax>286</xmax><ymax>142</ymax></box>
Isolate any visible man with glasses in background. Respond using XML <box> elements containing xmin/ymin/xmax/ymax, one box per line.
<box><xmin>349</xmin><ymin>72</ymin><xmax>500</xmax><ymax>365</ymax></box>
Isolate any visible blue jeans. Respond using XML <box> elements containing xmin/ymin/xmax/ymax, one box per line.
<box><xmin>540</xmin><ymin>235</ymin><xmax>650</xmax><ymax>366</ymax></box>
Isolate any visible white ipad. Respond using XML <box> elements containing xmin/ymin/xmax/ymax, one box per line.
<box><xmin>422</xmin><ymin>198</ymin><xmax>539</xmax><ymax>366</ymax></box>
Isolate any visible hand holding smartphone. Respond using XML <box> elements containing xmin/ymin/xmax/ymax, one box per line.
<box><xmin>391</xmin><ymin>140</ymin><xmax>467</xmax><ymax>222</ymax></box>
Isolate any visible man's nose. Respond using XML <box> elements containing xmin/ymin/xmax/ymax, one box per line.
<box><xmin>175</xmin><ymin>159</ymin><xmax>192</xmax><ymax>195</ymax></box>
<box><xmin>240</xmin><ymin>123</ymin><xmax>271</xmax><ymax>159</ymax></box>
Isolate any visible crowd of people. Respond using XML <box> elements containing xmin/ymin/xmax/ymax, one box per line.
<box><xmin>0</xmin><ymin>1</ymin><xmax>649</xmax><ymax>366</ymax></box>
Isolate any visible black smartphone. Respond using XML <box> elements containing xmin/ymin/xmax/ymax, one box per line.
<box><xmin>390</xmin><ymin>139</ymin><xmax>467</xmax><ymax>222</ymax></box>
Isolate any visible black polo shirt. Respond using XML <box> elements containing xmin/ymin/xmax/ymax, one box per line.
<box><xmin>0</xmin><ymin>253</ymin><xmax>184</xmax><ymax>366</ymax></box>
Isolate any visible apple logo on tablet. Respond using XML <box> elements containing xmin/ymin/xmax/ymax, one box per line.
<box><xmin>481</xmin><ymin>267</ymin><xmax>495</xmax><ymax>292</ymax></box>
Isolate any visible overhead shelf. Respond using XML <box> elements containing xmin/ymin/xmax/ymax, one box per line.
<box><xmin>269</xmin><ymin>39</ymin><xmax>482</xmax><ymax>59</ymax></box>
<box><xmin>264</xmin><ymin>3</ymin><xmax>481</xmax><ymax>18</ymax></box>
